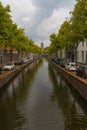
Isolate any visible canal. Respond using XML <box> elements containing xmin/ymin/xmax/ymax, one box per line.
<box><xmin>0</xmin><ymin>59</ymin><xmax>87</xmax><ymax>130</ymax></box>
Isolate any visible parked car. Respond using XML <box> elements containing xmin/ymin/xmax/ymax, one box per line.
<box><xmin>0</xmin><ymin>66</ymin><xmax>3</xmax><ymax>74</ymax></box>
<box><xmin>65</xmin><ymin>62</ymin><xmax>76</xmax><ymax>71</ymax></box>
<box><xmin>29</xmin><ymin>56</ymin><xmax>33</xmax><ymax>61</ymax></box>
<box><xmin>54</xmin><ymin>58</ymin><xmax>61</xmax><ymax>65</ymax></box>
<box><xmin>15</xmin><ymin>59</ymin><xmax>24</xmax><ymax>65</ymax></box>
<box><xmin>22</xmin><ymin>58</ymin><xmax>29</xmax><ymax>63</ymax></box>
<box><xmin>4</xmin><ymin>62</ymin><xmax>15</xmax><ymax>70</ymax></box>
<box><xmin>76</xmin><ymin>65</ymin><xmax>87</xmax><ymax>79</ymax></box>
<box><xmin>60</xmin><ymin>60</ymin><xmax>65</xmax><ymax>68</ymax></box>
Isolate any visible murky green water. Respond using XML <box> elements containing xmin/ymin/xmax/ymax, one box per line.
<box><xmin>0</xmin><ymin>59</ymin><xmax>87</xmax><ymax>130</ymax></box>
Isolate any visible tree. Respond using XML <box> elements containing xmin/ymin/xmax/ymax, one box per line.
<box><xmin>0</xmin><ymin>1</ymin><xmax>42</xmax><ymax>62</ymax></box>
<box><xmin>49</xmin><ymin>20</ymin><xmax>72</xmax><ymax>60</ymax></box>
<box><xmin>70</xmin><ymin>0</ymin><xmax>87</xmax><ymax>66</ymax></box>
<box><xmin>49</xmin><ymin>33</ymin><xmax>61</xmax><ymax>55</ymax></box>
<box><xmin>0</xmin><ymin>2</ymin><xmax>12</xmax><ymax>48</ymax></box>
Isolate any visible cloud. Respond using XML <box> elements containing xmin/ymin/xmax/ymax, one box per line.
<box><xmin>37</xmin><ymin>8</ymin><xmax>70</xmax><ymax>36</ymax></box>
<box><xmin>35</xmin><ymin>7</ymin><xmax>71</xmax><ymax>47</ymax></box>
<box><xmin>1</xmin><ymin>0</ymin><xmax>76</xmax><ymax>47</ymax></box>
<box><xmin>1</xmin><ymin>0</ymin><xmax>39</xmax><ymax>26</ymax></box>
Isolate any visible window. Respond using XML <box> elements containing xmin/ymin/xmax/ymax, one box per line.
<box><xmin>77</xmin><ymin>51</ymin><xmax>79</xmax><ymax>61</ymax></box>
<box><xmin>82</xmin><ymin>41</ymin><xmax>84</xmax><ymax>46</ymax></box>
<box><xmin>86</xmin><ymin>51</ymin><xmax>87</xmax><ymax>55</ymax></box>
<box><xmin>82</xmin><ymin>51</ymin><xmax>84</xmax><ymax>62</ymax></box>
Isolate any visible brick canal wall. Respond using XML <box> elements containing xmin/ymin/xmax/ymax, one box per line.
<box><xmin>0</xmin><ymin>59</ymin><xmax>37</xmax><ymax>89</ymax></box>
<box><xmin>50</xmin><ymin>61</ymin><xmax>87</xmax><ymax>101</ymax></box>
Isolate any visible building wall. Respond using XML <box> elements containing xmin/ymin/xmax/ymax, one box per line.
<box><xmin>57</xmin><ymin>50</ymin><xmax>65</xmax><ymax>59</ymax></box>
<box><xmin>57</xmin><ymin>40</ymin><xmax>87</xmax><ymax>64</ymax></box>
<box><xmin>77</xmin><ymin>39</ymin><xmax>87</xmax><ymax>64</ymax></box>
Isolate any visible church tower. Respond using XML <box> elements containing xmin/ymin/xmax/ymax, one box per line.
<box><xmin>41</xmin><ymin>42</ymin><xmax>44</xmax><ymax>49</ymax></box>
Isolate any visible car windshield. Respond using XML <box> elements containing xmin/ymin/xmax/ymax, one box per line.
<box><xmin>71</xmin><ymin>63</ymin><xmax>75</xmax><ymax>66</ymax></box>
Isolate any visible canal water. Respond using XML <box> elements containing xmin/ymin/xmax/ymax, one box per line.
<box><xmin>0</xmin><ymin>59</ymin><xmax>87</xmax><ymax>130</ymax></box>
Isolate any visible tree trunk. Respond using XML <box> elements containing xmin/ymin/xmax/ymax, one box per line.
<box><xmin>65</xmin><ymin>48</ymin><xmax>68</xmax><ymax>63</ymax></box>
<box><xmin>10</xmin><ymin>49</ymin><xmax>13</xmax><ymax>62</ymax></box>
<box><xmin>18</xmin><ymin>51</ymin><xmax>20</xmax><ymax>60</ymax></box>
<box><xmin>74</xmin><ymin>43</ymin><xmax>79</xmax><ymax>69</ymax></box>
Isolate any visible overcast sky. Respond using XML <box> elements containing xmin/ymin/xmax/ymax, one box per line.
<box><xmin>1</xmin><ymin>0</ymin><xmax>76</xmax><ymax>47</ymax></box>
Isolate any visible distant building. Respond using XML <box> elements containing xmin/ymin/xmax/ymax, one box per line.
<box><xmin>41</xmin><ymin>42</ymin><xmax>44</xmax><ymax>49</ymax></box>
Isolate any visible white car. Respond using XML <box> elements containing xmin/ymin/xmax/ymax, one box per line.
<box><xmin>22</xmin><ymin>58</ymin><xmax>29</xmax><ymax>63</ymax></box>
<box><xmin>4</xmin><ymin>62</ymin><xmax>15</xmax><ymax>70</ymax></box>
<box><xmin>29</xmin><ymin>56</ymin><xmax>33</xmax><ymax>61</ymax></box>
<box><xmin>65</xmin><ymin>62</ymin><xmax>76</xmax><ymax>71</ymax></box>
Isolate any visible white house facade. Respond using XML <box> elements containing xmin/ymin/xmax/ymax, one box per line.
<box><xmin>77</xmin><ymin>39</ymin><xmax>87</xmax><ymax>64</ymax></box>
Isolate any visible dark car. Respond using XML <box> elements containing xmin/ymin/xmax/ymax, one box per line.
<box><xmin>76</xmin><ymin>65</ymin><xmax>87</xmax><ymax>79</ymax></box>
<box><xmin>60</xmin><ymin>60</ymin><xmax>65</xmax><ymax>68</ymax></box>
<box><xmin>54</xmin><ymin>58</ymin><xmax>61</xmax><ymax>64</ymax></box>
<box><xmin>0</xmin><ymin>66</ymin><xmax>3</xmax><ymax>74</ymax></box>
<box><xmin>15</xmin><ymin>59</ymin><xmax>24</xmax><ymax>65</ymax></box>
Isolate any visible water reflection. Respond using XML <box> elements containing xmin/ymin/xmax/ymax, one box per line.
<box><xmin>48</xmin><ymin>63</ymin><xmax>87</xmax><ymax>130</ymax></box>
<box><xmin>0</xmin><ymin>59</ymin><xmax>43</xmax><ymax>130</ymax></box>
<box><xmin>0</xmin><ymin>59</ymin><xmax>87</xmax><ymax>130</ymax></box>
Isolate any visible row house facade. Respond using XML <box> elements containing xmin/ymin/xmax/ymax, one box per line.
<box><xmin>77</xmin><ymin>39</ymin><xmax>87</xmax><ymax>64</ymax></box>
<box><xmin>57</xmin><ymin>39</ymin><xmax>87</xmax><ymax>65</ymax></box>
<box><xmin>0</xmin><ymin>46</ymin><xmax>18</xmax><ymax>67</ymax></box>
